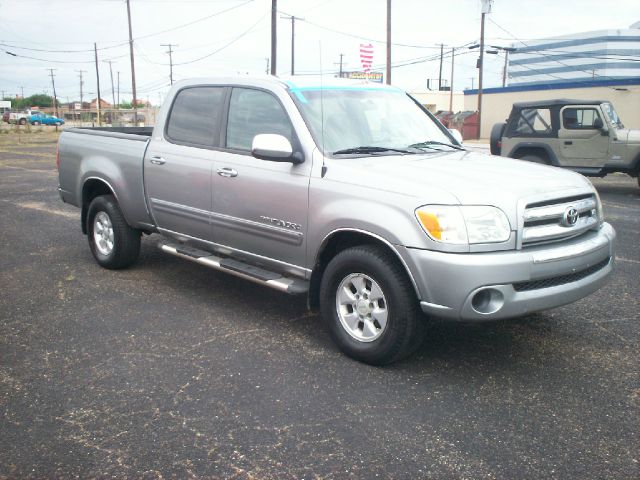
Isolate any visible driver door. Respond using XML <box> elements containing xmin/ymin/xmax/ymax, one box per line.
<box><xmin>558</xmin><ymin>106</ymin><xmax>609</xmax><ymax>168</ymax></box>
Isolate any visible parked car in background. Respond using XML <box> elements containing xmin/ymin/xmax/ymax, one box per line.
<box><xmin>2</xmin><ymin>111</ymin><xmax>10</xmax><ymax>123</ymax></box>
<box><xmin>29</xmin><ymin>112</ymin><xmax>64</xmax><ymax>126</ymax></box>
<box><xmin>491</xmin><ymin>99</ymin><xmax>640</xmax><ymax>186</ymax></box>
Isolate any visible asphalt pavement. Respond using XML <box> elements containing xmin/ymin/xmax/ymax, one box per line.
<box><xmin>1</xmin><ymin>133</ymin><xmax>638</xmax><ymax>479</ymax></box>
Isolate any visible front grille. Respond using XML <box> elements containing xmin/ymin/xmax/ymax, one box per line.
<box><xmin>522</xmin><ymin>194</ymin><xmax>598</xmax><ymax>247</ymax></box>
<box><xmin>513</xmin><ymin>257</ymin><xmax>610</xmax><ymax>292</ymax></box>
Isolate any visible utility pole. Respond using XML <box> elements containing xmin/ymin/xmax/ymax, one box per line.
<box><xmin>500</xmin><ymin>47</ymin><xmax>515</xmax><ymax>87</ymax></box>
<box><xmin>386</xmin><ymin>0</ymin><xmax>391</xmax><ymax>85</ymax></box>
<box><xmin>438</xmin><ymin>44</ymin><xmax>444</xmax><ymax>90</ymax></box>
<box><xmin>477</xmin><ymin>0</ymin><xmax>491</xmax><ymax>139</ymax></box>
<box><xmin>20</xmin><ymin>86</ymin><xmax>24</xmax><ymax>98</ymax></box>
<box><xmin>76</xmin><ymin>70</ymin><xmax>86</xmax><ymax>106</ymax></box>
<box><xmin>94</xmin><ymin>43</ymin><xmax>102</xmax><ymax>126</ymax></box>
<box><xmin>280</xmin><ymin>15</ymin><xmax>303</xmax><ymax>75</ymax></box>
<box><xmin>48</xmin><ymin>68</ymin><xmax>58</xmax><ymax>118</ymax></box>
<box><xmin>336</xmin><ymin>53</ymin><xmax>345</xmax><ymax>77</ymax></box>
<box><xmin>126</xmin><ymin>0</ymin><xmax>138</xmax><ymax>117</ymax></box>
<box><xmin>104</xmin><ymin>60</ymin><xmax>116</xmax><ymax>108</ymax></box>
<box><xmin>449</xmin><ymin>47</ymin><xmax>455</xmax><ymax>111</ymax></box>
<box><xmin>161</xmin><ymin>43</ymin><xmax>177</xmax><ymax>85</ymax></box>
<box><xmin>117</xmin><ymin>71</ymin><xmax>120</xmax><ymax>107</ymax></box>
<box><xmin>270</xmin><ymin>0</ymin><xmax>277</xmax><ymax>75</ymax></box>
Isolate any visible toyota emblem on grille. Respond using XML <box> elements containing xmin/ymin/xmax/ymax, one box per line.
<box><xmin>563</xmin><ymin>207</ymin><xmax>579</xmax><ymax>227</ymax></box>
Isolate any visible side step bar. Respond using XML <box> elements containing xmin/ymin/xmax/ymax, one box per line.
<box><xmin>159</xmin><ymin>242</ymin><xmax>309</xmax><ymax>295</ymax></box>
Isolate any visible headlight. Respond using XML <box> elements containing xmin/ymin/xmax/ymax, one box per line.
<box><xmin>416</xmin><ymin>205</ymin><xmax>511</xmax><ymax>244</ymax></box>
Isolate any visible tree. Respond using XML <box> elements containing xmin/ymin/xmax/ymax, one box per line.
<box><xmin>5</xmin><ymin>94</ymin><xmax>54</xmax><ymax>110</ymax></box>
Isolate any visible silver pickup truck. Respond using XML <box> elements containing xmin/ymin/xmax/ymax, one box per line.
<box><xmin>58</xmin><ymin>76</ymin><xmax>616</xmax><ymax>365</ymax></box>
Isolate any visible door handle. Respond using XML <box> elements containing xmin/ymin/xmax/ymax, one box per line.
<box><xmin>150</xmin><ymin>156</ymin><xmax>166</xmax><ymax>165</ymax></box>
<box><xmin>564</xmin><ymin>141</ymin><xmax>573</xmax><ymax>145</ymax></box>
<box><xmin>217</xmin><ymin>167</ymin><xmax>238</xmax><ymax>178</ymax></box>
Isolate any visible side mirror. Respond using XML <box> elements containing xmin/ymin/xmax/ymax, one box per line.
<box><xmin>448</xmin><ymin>128</ymin><xmax>463</xmax><ymax>144</ymax></box>
<box><xmin>251</xmin><ymin>134</ymin><xmax>302</xmax><ymax>163</ymax></box>
<box><xmin>593</xmin><ymin>118</ymin><xmax>604</xmax><ymax>130</ymax></box>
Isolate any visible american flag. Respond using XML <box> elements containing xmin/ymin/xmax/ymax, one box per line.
<box><xmin>360</xmin><ymin>43</ymin><xmax>374</xmax><ymax>73</ymax></box>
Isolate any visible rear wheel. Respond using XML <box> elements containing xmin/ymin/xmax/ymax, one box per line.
<box><xmin>490</xmin><ymin>122</ymin><xmax>506</xmax><ymax>155</ymax></box>
<box><xmin>86</xmin><ymin>195</ymin><xmax>140</xmax><ymax>269</ymax></box>
<box><xmin>18</xmin><ymin>118</ymin><xmax>26</xmax><ymax>125</ymax></box>
<box><xmin>319</xmin><ymin>245</ymin><xmax>426</xmax><ymax>365</ymax></box>
<box><xmin>55</xmin><ymin>121</ymin><xmax>62</xmax><ymax>126</ymax></box>
<box><xmin>33</xmin><ymin>121</ymin><xmax>41</xmax><ymax>126</ymax></box>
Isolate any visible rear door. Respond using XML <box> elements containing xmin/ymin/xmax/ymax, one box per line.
<box><xmin>144</xmin><ymin>86</ymin><xmax>228</xmax><ymax>241</ymax></box>
<box><xmin>211</xmin><ymin>87</ymin><xmax>310</xmax><ymax>271</ymax></box>
<box><xmin>558</xmin><ymin>106</ymin><xmax>609</xmax><ymax>167</ymax></box>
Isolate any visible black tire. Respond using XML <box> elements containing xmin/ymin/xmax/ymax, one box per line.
<box><xmin>319</xmin><ymin>245</ymin><xmax>426</xmax><ymax>365</ymax></box>
<box><xmin>520</xmin><ymin>154</ymin><xmax>549</xmax><ymax>165</ymax></box>
<box><xmin>55</xmin><ymin>121</ymin><xmax>62</xmax><ymax>126</ymax></box>
<box><xmin>33</xmin><ymin>121</ymin><xmax>41</xmax><ymax>126</ymax></box>
<box><xmin>490</xmin><ymin>122</ymin><xmax>506</xmax><ymax>155</ymax></box>
<box><xmin>18</xmin><ymin>118</ymin><xmax>26</xmax><ymax>125</ymax></box>
<box><xmin>86</xmin><ymin>194</ymin><xmax>140</xmax><ymax>269</ymax></box>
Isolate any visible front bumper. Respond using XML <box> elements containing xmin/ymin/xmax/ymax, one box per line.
<box><xmin>400</xmin><ymin>222</ymin><xmax>615</xmax><ymax>321</ymax></box>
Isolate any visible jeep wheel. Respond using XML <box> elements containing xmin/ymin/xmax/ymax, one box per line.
<box><xmin>87</xmin><ymin>194</ymin><xmax>141</xmax><ymax>269</ymax></box>
<box><xmin>490</xmin><ymin>122</ymin><xmax>506</xmax><ymax>155</ymax></box>
<box><xmin>319</xmin><ymin>245</ymin><xmax>426</xmax><ymax>365</ymax></box>
<box><xmin>18</xmin><ymin>118</ymin><xmax>26</xmax><ymax>125</ymax></box>
<box><xmin>520</xmin><ymin>154</ymin><xmax>549</xmax><ymax>165</ymax></box>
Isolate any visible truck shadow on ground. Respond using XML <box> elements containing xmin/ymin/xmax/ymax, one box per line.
<box><xmin>135</xmin><ymin>236</ymin><xmax>567</xmax><ymax>374</ymax></box>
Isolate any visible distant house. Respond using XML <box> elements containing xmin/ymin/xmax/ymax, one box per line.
<box><xmin>90</xmin><ymin>98</ymin><xmax>112</xmax><ymax>109</ymax></box>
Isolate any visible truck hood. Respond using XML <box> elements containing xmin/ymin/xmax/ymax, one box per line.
<box><xmin>326</xmin><ymin>150</ymin><xmax>593</xmax><ymax>220</ymax></box>
<box><xmin>616</xmin><ymin>128</ymin><xmax>640</xmax><ymax>144</ymax></box>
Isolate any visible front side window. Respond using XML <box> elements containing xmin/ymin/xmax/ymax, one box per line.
<box><xmin>562</xmin><ymin>108</ymin><xmax>602</xmax><ymax>130</ymax></box>
<box><xmin>166</xmin><ymin>86</ymin><xmax>226</xmax><ymax>146</ymax></box>
<box><xmin>226</xmin><ymin>88</ymin><xmax>293</xmax><ymax>151</ymax></box>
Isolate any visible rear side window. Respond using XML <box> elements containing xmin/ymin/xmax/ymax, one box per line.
<box><xmin>562</xmin><ymin>108</ymin><xmax>601</xmax><ymax>130</ymax></box>
<box><xmin>166</xmin><ymin>87</ymin><xmax>226</xmax><ymax>146</ymax></box>
<box><xmin>226</xmin><ymin>88</ymin><xmax>293</xmax><ymax>151</ymax></box>
<box><xmin>509</xmin><ymin>108</ymin><xmax>552</xmax><ymax>135</ymax></box>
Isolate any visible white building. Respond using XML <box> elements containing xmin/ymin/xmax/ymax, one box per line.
<box><xmin>508</xmin><ymin>23</ymin><xmax>640</xmax><ymax>87</ymax></box>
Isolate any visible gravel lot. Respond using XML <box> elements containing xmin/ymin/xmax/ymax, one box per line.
<box><xmin>1</xmin><ymin>132</ymin><xmax>638</xmax><ymax>479</ymax></box>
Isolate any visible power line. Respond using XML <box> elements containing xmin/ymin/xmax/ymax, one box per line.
<box><xmin>171</xmin><ymin>13</ymin><xmax>266</xmax><ymax>66</ymax></box>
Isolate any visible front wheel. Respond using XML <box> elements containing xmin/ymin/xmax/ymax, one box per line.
<box><xmin>55</xmin><ymin>121</ymin><xmax>62</xmax><ymax>126</ymax></box>
<box><xmin>86</xmin><ymin>195</ymin><xmax>141</xmax><ymax>269</ymax></box>
<box><xmin>319</xmin><ymin>245</ymin><xmax>426</xmax><ymax>365</ymax></box>
<box><xmin>33</xmin><ymin>121</ymin><xmax>41</xmax><ymax>126</ymax></box>
<box><xmin>18</xmin><ymin>118</ymin><xmax>26</xmax><ymax>125</ymax></box>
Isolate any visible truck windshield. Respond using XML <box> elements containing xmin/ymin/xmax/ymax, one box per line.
<box><xmin>289</xmin><ymin>87</ymin><xmax>455</xmax><ymax>156</ymax></box>
<box><xmin>601</xmin><ymin>102</ymin><xmax>624</xmax><ymax>129</ymax></box>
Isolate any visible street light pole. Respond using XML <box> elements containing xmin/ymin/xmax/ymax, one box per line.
<box><xmin>477</xmin><ymin>11</ymin><xmax>486</xmax><ymax>139</ymax></box>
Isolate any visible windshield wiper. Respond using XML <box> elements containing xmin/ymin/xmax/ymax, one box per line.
<box><xmin>408</xmin><ymin>140</ymin><xmax>465</xmax><ymax>151</ymax></box>
<box><xmin>332</xmin><ymin>146</ymin><xmax>417</xmax><ymax>155</ymax></box>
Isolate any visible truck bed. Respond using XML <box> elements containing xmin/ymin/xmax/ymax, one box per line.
<box><xmin>58</xmin><ymin>127</ymin><xmax>154</xmax><ymax>230</ymax></box>
<box><xmin>64</xmin><ymin>126</ymin><xmax>153</xmax><ymax>141</ymax></box>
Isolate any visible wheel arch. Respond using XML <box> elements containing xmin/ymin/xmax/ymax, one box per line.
<box><xmin>308</xmin><ymin>228</ymin><xmax>420</xmax><ymax>310</ymax></box>
<box><xmin>81</xmin><ymin>177</ymin><xmax>118</xmax><ymax>234</ymax></box>
<box><xmin>507</xmin><ymin>143</ymin><xmax>559</xmax><ymax>165</ymax></box>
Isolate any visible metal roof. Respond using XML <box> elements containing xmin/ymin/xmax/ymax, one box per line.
<box><xmin>512</xmin><ymin>99</ymin><xmax>605</xmax><ymax>109</ymax></box>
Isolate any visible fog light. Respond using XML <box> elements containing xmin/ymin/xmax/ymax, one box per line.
<box><xmin>471</xmin><ymin>288</ymin><xmax>505</xmax><ymax>315</ymax></box>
